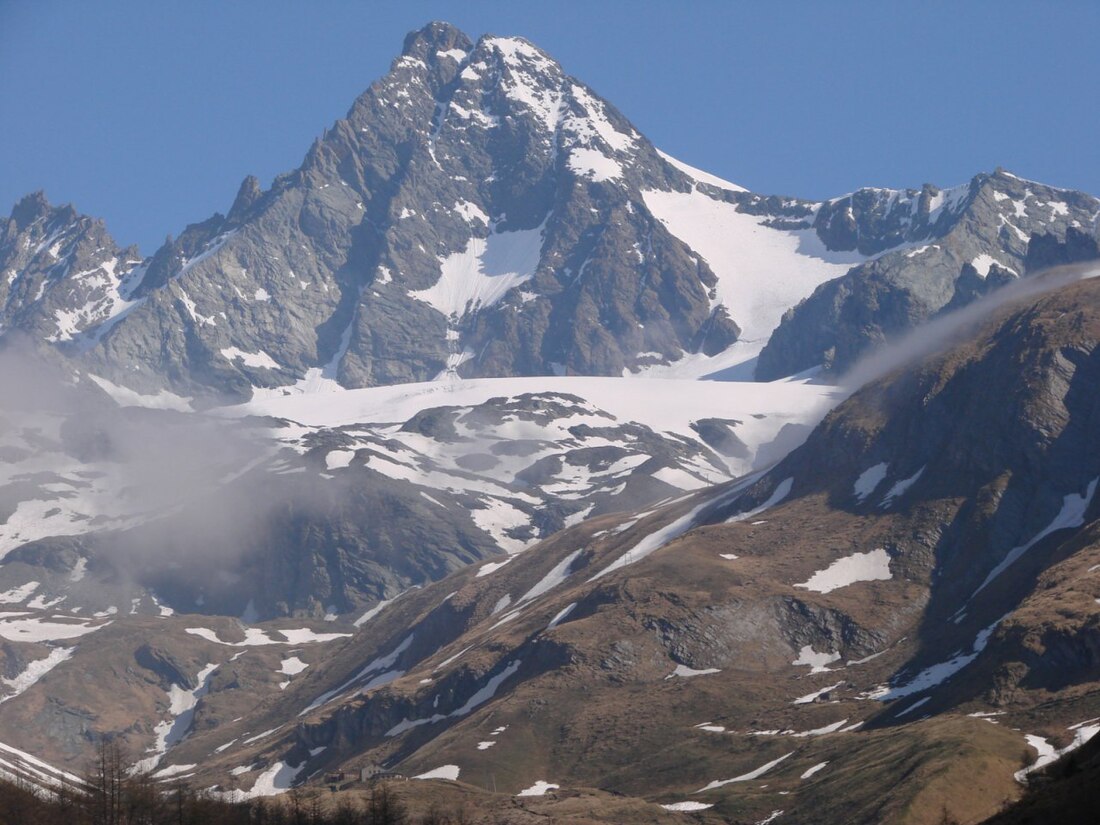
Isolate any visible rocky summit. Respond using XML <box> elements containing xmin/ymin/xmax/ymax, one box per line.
<box><xmin>6</xmin><ymin>22</ymin><xmax>1097</xmax><ymax>404</ymax></box>
<box><xmin>0</xmin><ymin>19</ymin><xmax>1098</xmax><ymax>825</ymax></box>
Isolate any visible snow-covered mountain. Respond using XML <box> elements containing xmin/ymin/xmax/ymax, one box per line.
<box><xmin>1</xmin><ymin>19</ymin><xmax>1099</xmax><ymax>825</ymax></box>
<box><xmin>0</xmin><ymin>192</ymin><xmax>144</xmax><ymax>344</ymax></box>
<box><xmin>8</xmin><ymin>22</ymin><xmax>1095</xmax><ymax>402</ymax></box>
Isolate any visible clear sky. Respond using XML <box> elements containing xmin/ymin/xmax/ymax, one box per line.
<box><xmin>2</xmin><ymin>0</ymin><xmax>1098</xmax><ymax>254</ymax></box>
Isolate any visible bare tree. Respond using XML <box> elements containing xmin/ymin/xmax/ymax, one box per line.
<box><xmin>366</xmin><ymin>784</ymin><xmax>407</xmax><ymax>825</ymax></box>
<box><xmin>84</xmin><ymin>739</ymin><xmax>128</xmax><ymax>825</ymax></box>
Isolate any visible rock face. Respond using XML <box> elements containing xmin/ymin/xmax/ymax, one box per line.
<box><xmin>756</xmin><ymin>171</ymin><xmax>1100</xmax><ymax>380</ymax></box>
<box><xmin>0</xmin><ymin>191</ymin><xmax>143</xmax><ymax>343</ymax></box>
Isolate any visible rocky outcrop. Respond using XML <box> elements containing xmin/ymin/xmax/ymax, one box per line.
<box><xmin>756</xmin><ymin>170</ymin><xmax>1100</xmax><ymax>380</ymax></box>
<box><xmin>0</xmin><ymin>191</ymin><xmax>143</xmax><ymax>344</ymax></box>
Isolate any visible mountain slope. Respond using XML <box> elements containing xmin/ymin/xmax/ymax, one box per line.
<box><xmin>120</xmin><ymin>272</ymin><xmax>1099</xmax><ymax>824</ymax></box>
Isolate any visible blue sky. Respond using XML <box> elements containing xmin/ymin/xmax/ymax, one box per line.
<box><xmin>2</xmin><ymin>0</ymin><xmax>1098</xmax><ymax>253</ymax></box>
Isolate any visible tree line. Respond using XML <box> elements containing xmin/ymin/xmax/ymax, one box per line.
<box><xmin>0</xmin><ymin>741</ymin><xmax>474</xmax><ymax>825</ymax></box>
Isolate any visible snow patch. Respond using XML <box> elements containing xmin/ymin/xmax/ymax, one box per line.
<box><xmin>220</xmin><ymin>347</ymin><xmax>280</xmax><ymax>370</ymax></box>
<box><xmin>895</xmin><ymin>696</ymin><xmax>931</xmax><ymax>717</ymax></box>
<box><xmin>657</xmin><ymin>149</ymin><xmax>744</xmax><ymax>191</ymax></box>
<box><xmin>726</xmin><ymin>477</ymin><xmax>793</xmax><ymax>523</ymax></box>
<box><xmin>517</xmin><ymin>780</ymin><xmax>559</xmax><ymax>796</ymax></box>
<box><xmin>695</xmin><ymin>752</ymin><xmax>794</xmax><ymax>792</ymax></box>
<box><xmin>545</xmin><ymin>602</ymin><xmax>577</xmax><ymax>630</ymax></box>
<box><xmin>642</xmin><ymin>189</ymin><xmax>865</xmax><ymax>342</ymax></box>
<box><xmin>972</xmin><ymin>479</ymin><xmax>1098</xmax><ymax>598</ymax></box>
<box><xmin>905</xmin><ymin>245</ymin><xmax>938</xmax><ymax>258</ymax></box>
<box><xmin>185</xmin><ymin>627</ymin><xmax>349</xmax><ymax>647</ymax></box>
<box><xmin>153</xmin><ymin>763</ymin><xmax>196</xmax><ymax>779</ymax></box>
<box><xmin>790</xmin><ymin>718</ymin><xmax>850</xmax><ymax>736</ymax></box>
<box><xmin>795</xmin><ymin>548</ymin><xmax>892</xmax><ymax>594</ymax></box>
<box><xmin>793</xmin><ymin>681</ymin><xmax>843</xmax><ymax>705</ymax></box>
<box><xmin>853</xmin><ymin>463</ymin><xmax>888</xmax><ymax>502</ymax></box>
<box><xmin>0</xmin><ymin>647</ymin><xmax>73</xmax><ymax>700</ymax></box>
<box><xmin>325</xmin><ymin>450</ymin><xmax>356</xmax><ymax>470</ymax></box>
<box><xmin>1015</xmin><ymin>724</ymin><xmax>1100</xmax><ymax>783</ymax></box>
<box><xmin>517</xmin><ymin>550</ymin><xmax>582</xmax><ymax>605</ymax></box>
<box><xmin>454</xmin><ymin>200</ymin><xmax>490</xmax><ymax>225</ymax></box>
<box><xmin>354</xmin><ymin>595</ymin><xmax>399</xmax><ymax>628</ymax></box>
<box><xmin>133</xmin><ymin>663</ymin><xmax>217</xmax><ymax>773</ymax></box>
<box><xmin>567</xmin><ymin>148</ymin><xmax>623</xmax><ymax>182</ymax></box>
<box><xmin>0</xmin><ymin>582</ymin><xmax>39</xmax><ymax>604</ymax></box>
<box><xmin>387</xmin><ymin>660</ymin><xmax>522</xmax><ymax>736</ymax></box>
<box><xmin>591</xmin><ymin>482</ymin><xmax>753</xmax><ymax>581</ymax></box>
<box><xmin>869</xmin><ymin>617</ymin><xmax>1003</xmax><ymax>701</ymax></box>
<box><xmin>413</xmin><ymin>765</ymin><xmax>460</xmax><ymax>781</ymax></box>
<box><xmin>242</xmin><ymin>727</ymin><xmax>281</xmax><ymax>745</ymax></box>
<box><xmin>410</xmin><ymin>224</ymin><xmax>544</xmax><ymax>319</ymax></box>
<box><xmin>299</xmin><ymin>634</ymin><xmax>413</xmax><ymax>715</ymax></box>
<box><xmin>666</xmin><ymin>665</ymin><xmax>721</xmax><ymax>679</ymax></box>
<box><xmin>970</xmin><ymin>254</ymin><xmax>1000</xmax><ymax>278</ymax></box>
<box><xmin>0</xmin><ymin>615</ymin><xmax>105</xmax><ymax>643</ymax></box>
<box><xmin>792</xmin><ymin>646</ymin><xmax>840</xmax><ymax>674</ymax></box>
<box><xmin>879</xmin><ymin>467</ymin><xmax>925</xmax><ymax>508</ymax></box>
<box><xmin>88</xmin><ymin>375</ymin><xmax>192</xmax><ymax>412</ymax></box>
<box><xmin>800</xmin><ymin>762</ymin><xmax>828</xmax><ymax>779</ymax></box>
<box><xmin>219</xmin><ymin>760</ymin><xmax>307</xmax><ymax>800</ymax></box>
<box><xmin>279</xmin><ymin>657</ymin><xmax>308</xmax><ymax>676</ymax></box>
<box><xmin>661</xmin><ymin>801</ymin><xmax>713</xmax><ymax>812</ymax></box>
<box><xmin>477</xmin><ymin>557</ymin><xmax>515</xmax><ymax>578</ymax></box>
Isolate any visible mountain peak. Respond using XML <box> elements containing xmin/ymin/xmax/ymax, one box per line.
<box><xmin>226</xmin><ymin>175</ymin><xmax>263</xmax><ymax>224</ymax></box>
<box><xmin>9</xmin><ymin>191</ymin><xmax>56</xmax><ymax>228</ymax></box>
<box><xmin>401</xmin><ymin>21</ymin><xmax>473</xmax><ymax>62</ymax></box>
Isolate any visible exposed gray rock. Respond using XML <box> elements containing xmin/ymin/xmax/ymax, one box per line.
<box><xmin>0</xmin><ymin>192</ymin><xmax>143</xmax><ymax>344</ymax></box>
<box><xmin>1024</xmin><ymin>225</ymin><xmax>1100</xmax><ymax>272</ymax></box>
<box><xmin>757</xmin><ymin>170</ymin><xmax>1100</xmax><ymax>380</ymax></box>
